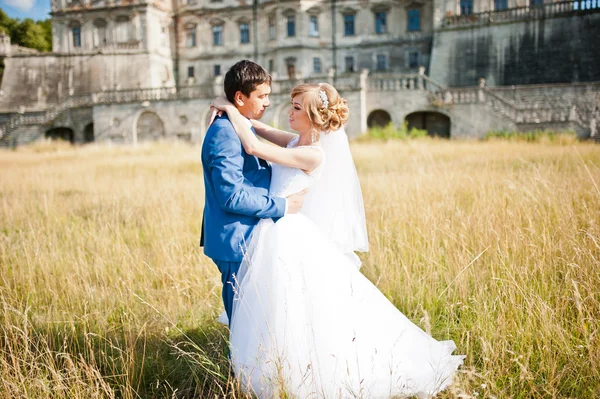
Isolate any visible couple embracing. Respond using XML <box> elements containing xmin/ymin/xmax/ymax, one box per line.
<box><xmin>200</xmin><ymin>60</ymin><xmax>463</xmax><ymax>398</ymax></box>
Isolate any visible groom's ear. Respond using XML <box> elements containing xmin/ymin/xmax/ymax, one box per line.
<box><xmin>233</xmin><ymin>91</ymin><xmax>245</xmax><ymax>107</ymax></box>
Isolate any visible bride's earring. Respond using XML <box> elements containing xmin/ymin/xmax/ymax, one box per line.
<box><xmin>311</xmin><ymin>131</ymin><xmax>316</xmax><ymax>143</ymax></box>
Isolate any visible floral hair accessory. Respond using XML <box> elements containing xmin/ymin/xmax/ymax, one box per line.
<box><xmin>319</xmin><ymin>90</ymin><xmax>329</xmax><ymax>109</ymax></box>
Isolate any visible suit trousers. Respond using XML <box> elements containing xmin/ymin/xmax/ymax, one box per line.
<box><xmin>213</xmin><ymin>259</ymin><xmax>242</xmax><ymax>324</ymax></box>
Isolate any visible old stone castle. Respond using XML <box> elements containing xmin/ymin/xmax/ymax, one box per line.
<box><xmin>0</xmin><ymin>0</ymin><xmax>598</xmax><ymax>146</ymax></box>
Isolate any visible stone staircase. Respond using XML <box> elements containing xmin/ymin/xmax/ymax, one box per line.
<box><xmin>427</xmin><ymin>78</ymin><xmax>600</xmax><ymax>139</ymax></box>
<box><xmin>0</xmin><ymin>85</ymin><xmax>213</xmax><ymax>147</ymax></box>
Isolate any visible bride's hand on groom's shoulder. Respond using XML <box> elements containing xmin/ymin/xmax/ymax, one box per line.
<box><xmin>211</xmin><ymin>95</ymin><xmax>234</xmax><ymax>111</ymax></box>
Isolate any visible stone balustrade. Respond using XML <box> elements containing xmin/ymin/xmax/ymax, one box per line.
<box><xmin>2</xmin><ymin>73</ymin><xmax>598</xmax><ymax>142</ymax></box>
<box><xmin>443</xmin><ymin>0</ymin><xmax>600</xmax><ymax>28</ymax></box>
<box><xmin>368</xmin><ymin>74</ymin><xmax>426</xmax><ymax>91</ymax></box>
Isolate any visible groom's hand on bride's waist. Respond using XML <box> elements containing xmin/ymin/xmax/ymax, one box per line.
<box><xmin>285</xmin><ymin>189</ymin><xmax>308</xmax><ymax>214</ymax></box>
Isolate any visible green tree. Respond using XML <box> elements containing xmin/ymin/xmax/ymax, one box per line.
<box><xmin>0</xmin><ymin>9</ymin><xmax>17</xmax><ymax>37</ymax></box>
<box><xmin>13</xmin><ymin>19</ymin><xmax>50</xmax><ymax>52</ymax></box>
<box><xmin>39</xmin><ymin>19</ymin><xmax>52</xmax><ymax>50</ymax></box>
<box><xmin>0</xmin><ymin>9</ymin><xmax>52</xmax><ymax>52</ymax></box>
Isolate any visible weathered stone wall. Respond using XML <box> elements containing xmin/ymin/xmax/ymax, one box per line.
<box><xmin>0</xmin><ymin>53</ymin><xmax>172</xmax><ymax>113</ymax></box>
<box><xmin>177</xmin><ymin>0</ymin><xmax>434</xmax><ymax>85</ymax></box>
<box><xmin>92</xmin><ymin>99</ymin><xmax>212</xmax><ymax>144</ymax></box>
<box><xmin>365</xmin><ymin>88</ymin><xmax>516</xmax><ymax>138</ymax></box>
<box><xmin>51</xmin><ymin>107</ymin><xmax>94</xmax><ymax>142</ymax></box>
<box><xmin>89</xmin><ymin>87</ymin><xmax>365</xmax><ymax>144</ymax></box>
<box><xmin>430</xmin><ymin>11</ymin><xmax>600</xmax><ymax>87</ymax></box>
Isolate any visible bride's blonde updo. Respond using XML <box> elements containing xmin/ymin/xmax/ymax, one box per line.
<box><xmin>290</xmin><ymin>83</ymin><xmax>349</xmax><ymax>133</ymax></box>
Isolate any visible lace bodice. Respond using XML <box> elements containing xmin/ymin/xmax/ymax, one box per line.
<box><xmin>269</xmin><ymin>138</ymin><xmax>325</xmax><ymax>198</ymax></box>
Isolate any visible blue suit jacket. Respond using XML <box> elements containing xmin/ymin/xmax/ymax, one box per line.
<box><xmin>200</xmin><ymin>114</ymin><xmax>286</xmax><ymax>262</ymax></box>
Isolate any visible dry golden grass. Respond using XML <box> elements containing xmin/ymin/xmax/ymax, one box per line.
<box><xmin>1</xmin><ymin>139</ymin><xmax>599</xmax><ymax>398</ymax></box>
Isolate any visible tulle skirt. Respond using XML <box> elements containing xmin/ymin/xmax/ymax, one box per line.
<box><xmin>229</xmin><ymin>214</ymin><xmax>464</xmax><ymax>399</ymax></box>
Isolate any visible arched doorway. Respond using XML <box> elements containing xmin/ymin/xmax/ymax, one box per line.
<box><xmin>405</xmin><ymin>111</ymin><xmax>451</xmax><ymax>138</ymax></box>
<box><xmin>136</xmin><ymin>111</ymin><xmax>165</xmax><ymax>142</ymax></box>
<box><xmin>84</xmin><ymin>123</ymin><xmax>94</xmax><ymax>143</ymax></box>
<box><xmin>367</xmin><ymin>110</ymin><xmax>392</xmax><ymax>128</ymax></box>
<box><xmin>45</xmin><ymin>127</ymin><xmax>74</xmax><ymax>143</ymax></box>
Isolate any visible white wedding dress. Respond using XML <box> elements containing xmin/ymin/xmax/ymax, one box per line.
<box><xmin>229</xmin><ymin>141</ymin><xmax>464</xmax><ymax>399</ymax></box>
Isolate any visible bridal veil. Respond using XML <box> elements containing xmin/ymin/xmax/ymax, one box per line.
<box><xmin>301</xmin><ymin>126</ymin><xmax>369</xmax><ymax>267</ymax></box>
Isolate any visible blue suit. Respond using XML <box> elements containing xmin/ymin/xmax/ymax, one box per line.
<box><xmin>200</xmin><ymin>114</ymin><xmax>285</xmax><ymax>321</ymax></box>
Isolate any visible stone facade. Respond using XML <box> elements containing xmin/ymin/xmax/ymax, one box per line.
<box><xmin>0</xmin><ymin>0</ymin><xmax>599</xmax><ymax>146</ymax></box>
<box><xmin>430</xmin><ymin>2</ymin><xmax>600</xmax><ymax>87</ymax></box>
<box><xmin>177</xmin><ymin>0</ymin><xmax>433</xmax><ymax>85</ymax></box>
<box><xmin>0</xmin><ymin>0</ymin><xmax>175</xmax><ymax>113</ymax></box>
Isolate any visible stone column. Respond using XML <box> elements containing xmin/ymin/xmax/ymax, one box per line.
<box><xmin>478</xmin><ymin>78</ymin><xmax>486</xmax><ymax>102</ymax></box>
<box><xmin>328</xmin><ymin>67</ymin><xmax>335</xmax><ymax>85</ymax></box>
<box><xmin>0</xmin><ymin>32</ymin><xmax>11</xmax><ymax>56</ymax></box>
<box><xmin>213</xmin><ymin>75</ymin><xmax>223</xmax><ymax>97</ymax></box>
<box><xmin>359</xmin><ymin>69</ymin><xmax>369</xmax><ymax>134</ymax></box>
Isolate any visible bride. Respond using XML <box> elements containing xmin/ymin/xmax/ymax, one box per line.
<box><xmin>212</xmin><ymin>83</ymin><xmax>464</xmax><ymax>399</ymax></box>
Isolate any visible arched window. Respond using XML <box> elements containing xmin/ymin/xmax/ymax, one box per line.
<box><xmin>407</xmin><ymin>8</ymin><xmax>421</xmax><ymax>31</ymax></box>
<box><xmin>69</xmin><ymin>21</ymin><xmax>82</xmax><ymax>49</ymax></box>
<box><xmin>285</xmin><ymin>56</ymin><xmax>296</xmax><ymax>79</ymax></box>
<box><xmin>115</xmin><ymin>15</ymin><xmax>131</xmax><ymax>43</ymax></box>
<box><xmin>283</xmin><ymin>9</ymin><xmax>296</xmax><ymax>37</ymax></box>
<box><xmin>185</xmin><ymin>23</ymin><xmax>197</xmax><ymax>48</ymax></box>
<box><xmin>239</xmin><ymin>19</ymin><xmax>250</xmax><ymax>44</ymax></box>
<box><xmin>93</xmin><ymin>19</ymin><xmax>108</xmax><ymax>47</ymax></box>
<box><xmin>210</xmin><ymin>19</ymin><xmax>225</xmax><ymax>46</ymax></box>
<box><xmin>460</xmin><ymin>0</ymin><xmax>474</xmax><ymax>15</ymax></box>
<box><xmin>268</xmin><ymin>14</ymin><xmax>276</xmax><ymax>40</ymax></box>
<box><xmin>341</xmin><ymin>8</ymin><xmax>357</xmax><ymax>37</ymax></box>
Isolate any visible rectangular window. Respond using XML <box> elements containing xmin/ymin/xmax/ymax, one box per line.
<box><xmin>494</xmin><ymin>0</ymin><xmax>508</xmax><ymax>9</ymax></box>
<box><xmin>240</xmin><ymin>23</ymin><xmax>250</xmax><ymax>44</ymax></box>
<box><xmin>460</xmin><ymin>0</ymin><xmax>473</xmax><ymax>15</ymax></box>
<box><xmin>376</xmin><ymin>54</ymin><xmax>387</xmax><ymax>71</ymax></box>
<box><xmin>188</xmin><ymin>66</ymin><xmax>194</xmax><ymax>78</ymax></box>
<box><xmin>214</xmin><ymin>64</ymin><xmax>221</xmax><ymax>76</ymax></box>
<box><xmin>287</xmin><ymin>15</ymin><xmax>295</xmax><ymax>37</ymax></box>
<box><xmin>212</xmin><ymin>25</ymin><xmax>223</xmax><ymax>46</ymax></box>
<box><xmin>344</xmin><ymin>14</ymin><xmax>355</xmax><ymax>36</ymax></box>
<box><xmin>408</xmin><ymin>9</ymin><xmax>421</xmax><ymax>31</ymax></box>
<box><xmin>309</xmin><ymin>15</ymin><xmax>319</xmax><ymax>37</ymax></box>
<box><xmin>186</xmin><ymin>29</ymin><xmax>196</xmax><ymax>47</ymax></box>
<box><xmin>268</xmin><ymin>59</ymin><xmax>274</xmax><ymax>73</ymax></box>
<box><xmin>530</xmin><ymin>0</ymin><xmax>543</xmax><ymax>5</ymax></box>
<box><xmin>313</xmin><ymin>57</ymin><xmax>321</xmax><ymax>73</ymax></box>
<box><xmin>268</xmin><ymin>16</ymin><xmax>276</xmax><ymax>40</ymax></box>
<box><xmin>345</xmin><ymin>56</ymin><xmax>354</xmax><ymax>73</ymax></box>
<box><xmin>72</xmin><ymin>26</ymin><xmax>81</xmax><ymax>48</ymax></box>
<box><xmin>375</xmin><ymin>11</ymin><xmax>387</xmax><ymax>34</ymax></box>
<box><xmin>409</xmin><ymin>51</ymin><xmax>419</xmax><ymax>68</ymax></box>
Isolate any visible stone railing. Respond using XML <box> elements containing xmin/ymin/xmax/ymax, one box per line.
<box><xmin>442</xmin><ymin>0</ymin><xmax>600</xmax><ymax>28</ymax></box>
<box><xmin>368</xmin><ymin>70</ymin><xmax>446</xmax><ymax>92</ymax></box>
<box><xmin>486</xmin><ymin>82</ymin><xmax>600</xmax><ymax>108</ymax></box>
<box><xmin>430</xmin><ymin>81</ymin><xmax>597</xmax><ymax>131</ymax></box>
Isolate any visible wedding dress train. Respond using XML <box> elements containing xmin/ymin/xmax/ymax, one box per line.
<box><xmin>228</xmin><ymin>142</ymin><xmax>463</xmax><ymax>398</ymax></box>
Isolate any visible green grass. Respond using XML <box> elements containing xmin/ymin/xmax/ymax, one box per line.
<box><xmin>1</xmin><ymin>139</ymin><xmax>599</xmax><ymax>398</ymax></box>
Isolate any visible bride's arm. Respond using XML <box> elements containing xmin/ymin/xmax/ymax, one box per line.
<box><xmin>219</xmin><ymin>103</ymin><xmax>321</xmax><ymax>173</ymax></box>
<box><xmin>251</xmin><ymin>119</ymin><xmax>298</xmax><ymax>148</ymax></box>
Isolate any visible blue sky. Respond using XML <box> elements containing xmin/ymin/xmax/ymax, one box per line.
<box><xmin>1</xmin><ymin>0</ymin><xmax>51</xmax><ymax>21</ymax></box>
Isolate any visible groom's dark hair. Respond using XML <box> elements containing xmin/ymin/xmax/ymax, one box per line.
<box><xmin>224</xmin><ymin>60</ymin><xmax>272</xmax><ymax>103</ymax></box>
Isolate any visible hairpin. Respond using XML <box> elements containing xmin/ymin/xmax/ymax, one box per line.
<box><xmin>319</xmin><ymin>90</ymin><xmax>329</xmax><ymax>109</ymax></box>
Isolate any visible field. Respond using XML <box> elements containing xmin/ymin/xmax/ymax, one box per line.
<box><xmin>1</xmin><ymin>139</ymin><xmax>599</xmax><ymax>398</ymax></box>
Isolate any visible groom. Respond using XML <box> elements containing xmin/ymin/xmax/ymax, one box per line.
<box><xmin>200</xmin><ymin>60</ymin><xmax>305</xmax><ymax>323</ymax></box>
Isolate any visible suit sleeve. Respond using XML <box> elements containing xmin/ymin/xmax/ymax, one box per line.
<box><xmin>207</xmin><ymin>124</ymin><xmax>286</xmax><ymax>219</ymax></box>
